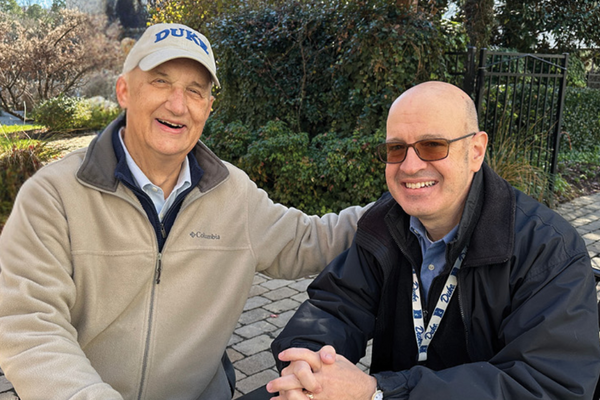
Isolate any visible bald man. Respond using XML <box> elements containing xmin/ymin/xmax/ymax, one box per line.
<box><xmin>267</xmin><ymin>82</ymin><xmax>600</xmax><ymax>400</ymax></box>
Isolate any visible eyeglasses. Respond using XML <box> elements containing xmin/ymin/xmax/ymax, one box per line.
<box><xmin>376</xmin><ymin>133</ymin><xmax>476</xmax><ymax>164</ymax></box>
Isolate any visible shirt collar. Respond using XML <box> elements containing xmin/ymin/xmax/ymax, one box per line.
<box><xmin>118</xmin><ymin>127</ymin><xmax>191</xmax><ymax>194</ymax></box>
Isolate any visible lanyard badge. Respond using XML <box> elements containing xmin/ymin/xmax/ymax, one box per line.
<box><xmin>411</xmin><ymin>246</ymin><xmax>467</xmax><ymax>362</ymax></box>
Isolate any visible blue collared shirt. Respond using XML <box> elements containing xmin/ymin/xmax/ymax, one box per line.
<box><xmin>409</xmin><ymin>216</ymin><xmax>459</xmax><ymax>303</ymax></box>
<box><xmin>118</xmin><ymin>128</ymin><xmax>191</xmax><ymax>221</ymax></box>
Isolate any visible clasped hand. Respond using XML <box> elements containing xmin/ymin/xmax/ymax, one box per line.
<box><xmin>266</xmin><ymin>345</ymin><xmax>377</xmax><ymax>400</ymax></box>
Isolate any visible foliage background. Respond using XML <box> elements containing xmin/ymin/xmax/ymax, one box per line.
<box><xmin>0</xmin><ymin>7</ymin><xmax>123</xmax><ymax>119</ymax></box>
<box><xmin>0</xmin><ymin>0</ymin><xmax>599</xmax><ymax>225</ymax></box>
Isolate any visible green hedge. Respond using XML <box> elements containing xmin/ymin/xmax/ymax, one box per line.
<box><xmin>32</xmin><ymin>95</ymin><xmax>121</xmax><ymax>132</ymax></box>
<box><xmin>203</xmin><ymin>117</ymin><xmax>386</xmax><ymax>214</ymax></box>
<box><xmin>209</xmin><ymin>0</ymin><xmax>468</xmax><ymax>139</ymax></box>
<box><xmin>561</xmin><ymin>87</ymin><xmax>600</xmax><ymax>153</ymax></box>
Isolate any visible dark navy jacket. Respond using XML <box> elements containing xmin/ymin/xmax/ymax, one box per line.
<box><xmin>272</xmin><ymin>163</ymin><xmax>600</xmax><ymax>399</ymax></box>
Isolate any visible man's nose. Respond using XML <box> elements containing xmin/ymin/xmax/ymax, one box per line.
<box><xmin>400</xmin><ymin>146</ymin><xmax>427</xmax><ymax>174</ymax></box>
<box><xmin>166</xmin><ymin>88</ymin><xmax>186</xmax><ymax>114</ymax></box>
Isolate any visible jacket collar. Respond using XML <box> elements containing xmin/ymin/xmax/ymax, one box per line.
<box><xmin>458</xmin><ymin>163</ymin><xmax>515</xmax><ymax>267</ymax></box>
<box><xmin>77</xmin><ymin>114</ymin><xmax>230</xmax><ymax>193</ymax></box>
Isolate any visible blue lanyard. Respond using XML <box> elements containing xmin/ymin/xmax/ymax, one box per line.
<box><xmin>411</xmin><ymin>246</ymin><xmax>467</xmax><ymax>362</ymax></box>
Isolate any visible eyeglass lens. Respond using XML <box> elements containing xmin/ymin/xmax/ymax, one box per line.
<box><xmin>381</xmin><ymin>140</ymin><xmax>449</xmax><ymax>163</ymax></box>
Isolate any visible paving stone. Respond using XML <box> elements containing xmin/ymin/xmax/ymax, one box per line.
<box><xmin>262</xmin><ymin>287</ymin><xmax>299</xmax><ymax>301</ymax></box>
<box><xmin>236</xmin><ymin>369</ymin><xmax>279</xmax><ymax>394</ymax></box>
<box><xmin>263</xmin><ymin>299</ymin><xmax>301</xmax><ymax>314</ymax></box>
<box><xmin>242</xmin><ymin>296</ymin><xmax>271</xmax><ymax>311</ymax></box>
<box><xmin>233</xmin><ymin>334</ymin><xmax>273</xmax><ymax>356</ymax></box>
<box><xmin>234</xmin><ymin>351</ymin><xmax>276</xmax><ymax>375</ymax></box>
<box><xmin>228</xmin><ymin>333</ymin><xmax>243</xmax><ymax>346</ymax></box>
<box><xmin>260</xmin><ymin>279</ymin><xmax>294</xmax><ymax>290</ymax></box>
<box><xmin>248</xmin><ymin>284</ymin><xmax>269</xmax><ymax>297</ymax></box>
<box><xmin>253</xmin><ymin>274</ymin><xmax>268</xmax><ymax>285</ymax></box>
<box><xmin>288</xmin><ymin>278</ymin><xmax>314</xmax><ymax>292</ymax></box>
<box><xmin>583</xmin><ymin>232</ymin><xmax>600</xmax><ymax>242</ymax></box>
<box><xmin>235</xmin><ymin>320</ymin><xmax>278</xmax><ymax>339</ymax></box>
<box><xmin>238</xmin><ymin>308</ymin><xmax>272</xmax><ymax>325</ymax></box>
<box><xmin>588</xmin><ymin>241</ymin><xmax>600</xmax><ymax>254</ymax></box>
<box><xmin>0</xmin><ymin>376</ymin><xmax>13</xmax><ymax>393</ymax></box>
<box><xmin>267</xmin><ymin>310</ymin><xmax>297</xmax><ymax>328</ymax></box>
<box><xmin>291</xmin><ymin>292</ymin><xmax>309</xmax><ymax>303</ymax></box>
<box><xmin>226</xmin><ymin>348</ymin><xmax>245</xmax><ymax>363</ymax></box>
<box><xmin>234</xmin><ymin>369</ymin><xmax>247</xmax><ymax>381</ymax></box>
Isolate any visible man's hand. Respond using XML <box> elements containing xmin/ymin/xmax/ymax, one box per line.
<box><xmin>266</xmin><ymin>346</ymin><xmax>377</xmax><ymax>400</ymax></box>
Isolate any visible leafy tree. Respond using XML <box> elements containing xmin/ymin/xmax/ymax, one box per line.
<box><xmin>26</xmin><ymin>3</ymin><xmax>45</xmax><ymax>19</ymax></box>
<box><xmin>147</xmin><ymin>0</ymin><xmax>285</xmax><ymax>27</ymax></box>
<box><xmin>459</xmin><ymin>0</ymin><xmax>495</xmax><ymax>48</ymax></box>
<box><xmin>51</xmin><ymin>0</ymin><xmax>66</xmax><ymax>12</ymax></box>
<box><xmin>0</xmin><ymin>0</ymin><xmax>21</xmax><ymax>14</ymax></box>
<box><xmin>495</xmin><ymin>0</ymin><xmax>600</xmax><ymax>52</ymax></box>
<box><xmin>0</xmin><ymin>9</ymin><xmax>123</xmax><ymax>120</ymax></box>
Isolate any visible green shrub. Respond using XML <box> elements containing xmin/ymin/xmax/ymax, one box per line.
<box><xmin>561</xmin><ymin>87</ymin><xmax>600</xmax><ymax>153</ymax></box>
<box><xmin>86</xmin><ymin>96</ymin><xmax>122</xmax><ymax>130</ymax></box>
<box><xmin>31</xmin><ymin>95</ymin><xmax>91</xmax><ymax>131</ymax></box>
<box><xmin>32</xmin><ymin>95</ymin><xmax>120</xmax><ymax>132</ymax></box>
<box><xmin>567</xmin><ymin>54</ymin><xmax>587</xmax><ymax>88</ymax></box>
<box><xmin>0</xmin><ymin>138</ymin><xmax>61</xmax><ymax>232</ymax></box>
<box><xmin>204</xmin><ymin>118</ymin><xmax>386</xmax><ymax>214</ymax></box>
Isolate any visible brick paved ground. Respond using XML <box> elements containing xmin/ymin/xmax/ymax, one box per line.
<box><xmin>2</xmin><ymin>192</ymin><xmax>600</xmax><ymax>399</ymax></box>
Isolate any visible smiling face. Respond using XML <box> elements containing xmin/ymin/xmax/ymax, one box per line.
<box><xmin>116</xmin><ymin>58</ymin><xmax>214</xmax><ymax>171</ymax></box>
<box><xmin>385</xmin><ymin>82</ymin><xmax>487</xmax><ymax>240</ymax></box>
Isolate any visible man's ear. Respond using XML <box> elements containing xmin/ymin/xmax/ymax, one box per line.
<box><xmin>115</xmin><ymin>75</ymin><xmax>128</xmax><ymax>109</ymax></box>
<box><xmin>471</xmin><ymin>131</ymin><xmax>488</xmax><ymax>171</ymax></box>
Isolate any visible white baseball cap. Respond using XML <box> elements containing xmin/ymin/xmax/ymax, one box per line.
<box><xmin>123</xmin><ymin>23</ymin><xmax>220</xmax><ymax>87</ymax></box>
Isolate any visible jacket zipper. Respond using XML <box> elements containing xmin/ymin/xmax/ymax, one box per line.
<box><xmin>137</xmin><ymin>252</ymin><xmax>162</xmax><ymax>400</ymax></box>
<box><xmin>156</xmin><ymin>223</ymin><xmax>166</xmax><ymax>284</ymax></box>
<box><xmin>155</xmin><ymin>252</ymin><xmax>163</xmax><ymax>284</ymax></box>
<box><xmin>135</xmin><ymin>188</ymin><xmax>196</xmax><ymax>397</ymax></box>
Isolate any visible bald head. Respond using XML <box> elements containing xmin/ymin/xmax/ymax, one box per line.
<box><xmin>389</xmin><ymin>81</ymin><xmax>479</xmax><ymax>135</ymax></box>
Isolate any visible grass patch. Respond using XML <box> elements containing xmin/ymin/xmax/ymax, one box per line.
<box><xmin>0</xmin><ymin>124</ymin><xmax>46</xmax><ymax>134</ymax></box>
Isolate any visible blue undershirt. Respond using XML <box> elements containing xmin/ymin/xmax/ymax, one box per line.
<box><xmin>409</xmin><ymin>216</ymin><xmax>459</xmax><ymax>303</ymax></box>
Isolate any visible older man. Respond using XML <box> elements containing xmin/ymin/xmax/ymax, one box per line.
<box><xmin>0</xmin><ymin>23</ymin><xmax>367</xmax><ymax>400</ymax></box>
<box><xmin>267</xmin><ymin>81</ymin><xmax>600</xmax><ymax>400</ymax></box>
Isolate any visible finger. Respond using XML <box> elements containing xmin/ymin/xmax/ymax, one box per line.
<box><xmin>292</xmin><ymin>361</ymin><xmax>321</xmax><ymax>394</ymax></box>
<box><xmin>268</xmin><ymin>361</ymin><xmax>322</xmax><ymax>394</ymax></box>
<box><xmin>270</xmin><ymin>388</ymin><xmax>309</xmax><ymax>400</ymax></box>
<box><xmin>318</xmin><ymin>345</ymin><xmax>337</xmax><ymax>365</ymax></box>
<box><xmin>278</xmin><ymin>348</ymin><xmax>322</xmax><ymax>370</ymax></box>
<box><xmin>267</xmin><ymin>374</ymin><xmax>303</xmax><ymax>393</ymax></box>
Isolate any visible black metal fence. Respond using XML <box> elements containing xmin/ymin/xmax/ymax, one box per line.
<box><xmin>445</xmin><ymin>48</ymin><xmax>569</xmax><ymax>200</ymax></box>
<box><xmin>589</xmin><ymin>72</ymin><xmax>600</xmax><ymax>89</ymax></box>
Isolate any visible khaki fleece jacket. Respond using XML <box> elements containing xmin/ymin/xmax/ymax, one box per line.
<box><xmin>0</xmin><ymin>117</ymin><xmax>367</xmax><ymax>400</ymax></box>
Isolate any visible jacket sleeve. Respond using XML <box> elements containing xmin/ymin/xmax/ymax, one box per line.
<box><xmin>0</xmin><ymin>175</ymin><xmax>124</xmax><ymax>399</ymax></box>
<box><xmin>241</xmin><ymin>169</ymin><xmax>371</xmax><ymax>280</ymax></box>
<box><xmin>271</xmin><ymin>240</ymin><xmax>384</xmax><ymax>370</ymax></box>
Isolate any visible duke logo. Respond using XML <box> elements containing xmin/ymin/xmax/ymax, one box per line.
<box><xmin>154</xmin><ymin>28</ymin><xmax>210</xmax><ymax>56</ymax></box>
